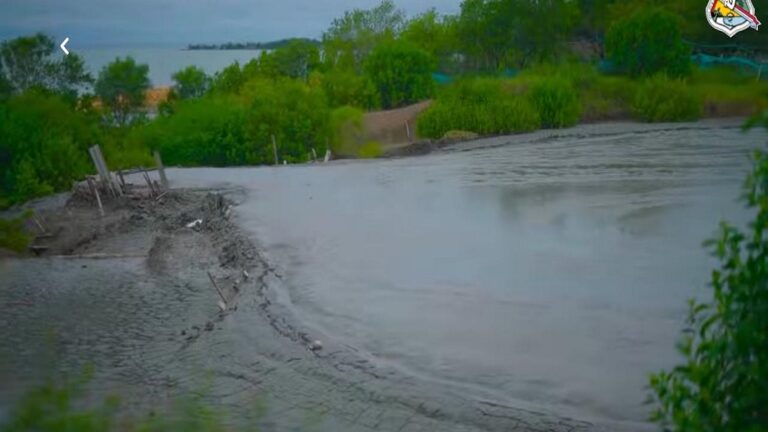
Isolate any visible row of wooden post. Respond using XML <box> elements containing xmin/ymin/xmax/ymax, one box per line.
<box><xmin>86</xmin><ymin>144</ymin><xmax>169</xmax><ymax>216</ymax></box>
<box><xmin>271</xmin><ymin>134</ymin><xmax>331</xmax><ymax>165</ymax></box>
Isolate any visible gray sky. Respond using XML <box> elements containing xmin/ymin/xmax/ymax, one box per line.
<box><xmin>0</xmin><ymin>0</ymin><xmax>461</xmax><ymax>47</ymax></box>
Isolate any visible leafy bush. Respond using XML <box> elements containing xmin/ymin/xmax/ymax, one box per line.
<box><xmin>417</xmin><ymin>78</ymin><xmax>539</xmax><ymax>138</ymax></box>
<box><xmin>527</xmin><ymin>78</ymin><xmax>581</xmax><ymax>128</ymax></box>
<box><xmin>364</xmin><ymin>41</ymin><xmax>435</xmax><ymax>109</ymax></box>
<box><xmin>650</xmin><ymin>115</ymin><xmax>768</xmax><ymax>431</ymax></box>
<box><xmin>140</xmin><ymin>78</ymin><xmax>330</xmax><ymax>166</ymax></box>
<box><xmin>320</xmin><ymin>70</ymin><xmax>380</xmax><ymax>110</ymax></box>
<box><xmin>605</xmin><ymin>8</ymin><xmax>691</xmax><ymax>77</ymax></box>
<box><xmin>329</xmin><ymin>105</ymin><xmax>365</xmax><ymax>156</ymax></box>
<box><xmin>242</xmin><ymin>78</ymin><xmax>330</xmax><ymax>163</ymax></box>
<box><xmin>138</xmin><ymin>96</ymin><xmax>252</xmax><ymax>166</ymax></box>
<box><xmin>632</xmin><ymin>75</ymin><xmax>701</xmax><ymax>122</ymax></box>
<box><xmin>172</xmin><ymin>66</ymin><xmax>210</xmax><ymax>99</ymax></box>
<box><xmin>0</xmin><ymin>91</ymin><xmax>95</xmax><ymax>207</ymax></box>
<box><xmin>94</xmin><ymin>57</ymin><xmax>151</xmax><ymax>125</ymax></box>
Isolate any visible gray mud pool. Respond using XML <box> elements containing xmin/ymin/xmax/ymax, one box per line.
<box><xmin>1</xmin><ymin>119</ymin><xmax>766</xmax><ymax>431</ymax></box>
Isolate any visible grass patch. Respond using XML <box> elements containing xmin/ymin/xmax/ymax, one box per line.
<box><xmin>528</xmin><ymin>78</ymin><xmax>581</xmax><ymax>128</ymax></box>
<box><xmin>632</xmin><ymin>75</ymin><xmax>702</xmax><ymax>122</ymax></box>
<box><xmin>357</xmin><ymin>141</ymin><xmax>383</xmax><ymax>158</ymax></box>
<box><xmin>0</xmin><ymin>211</ymin><xmax>31</xmax><ymax>253</ymax></box>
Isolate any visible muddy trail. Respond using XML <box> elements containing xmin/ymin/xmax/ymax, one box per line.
<box><xmin>0</xmin><ymin>187</ymin><xmax>602</xmax><ymax>431</ymax></box>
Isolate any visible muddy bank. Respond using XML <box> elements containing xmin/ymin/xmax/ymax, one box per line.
<box><xmin>382</xmin><ymin>117</ymin><xmax>750</xmax><ymax>157</ymax></box>
<box><xmin>0</xmin><ymin>186</ymin><xmax>610</xmax><ymax>431</ymax></box>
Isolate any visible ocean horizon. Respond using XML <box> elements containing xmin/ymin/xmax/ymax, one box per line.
<box><xmin>76</xmin><ymin>47</ymin><xmax>265</xmax><ymax>87</ymax></box>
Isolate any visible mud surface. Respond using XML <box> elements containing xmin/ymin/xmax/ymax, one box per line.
<box><xmin>1</xmin><ymin>187</ymin><xmax>602</xmax><ymax>431</ymax></box>
<box><xmin>2</xmin><ymin>119</ymin><xmax>764</xmax><ymax>431</ymax></box>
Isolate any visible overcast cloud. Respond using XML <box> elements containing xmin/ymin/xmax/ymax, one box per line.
<box><xmin>0</xmin><ymin>0</ymin><xmax>461</xmax><ymax>47</ymax></box>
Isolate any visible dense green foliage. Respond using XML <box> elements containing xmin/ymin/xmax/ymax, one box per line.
<box><xmin>329</xmin><ymin>105</ymin><xmax>365</xmax><ymax>156</ymax></box>
<box><xmin>94</xmin><ymin>56</ymin><xmax>151</xmax><ymax>125</ymax></box>
<box><xmin>528</xmin><ymin>78</ymin><xmax>581</xmax><ymax>128</ymax></box>
<box><xmin>650</xmin><ymin>114</ymin><xmax>768</xmax><ymax>431</ymax></box>
<box><xmin>318</xmin><ymin>70</ymin><xmax>380</xmax><ymax>110</ymax></box>
<box><xmin>605</xmin><ymin>8</ymin><xmax>691</xmax><ymax>78</ymax></box>
<box><xmin>139</xmin><ymin>78</ymin><xmax>329</xmax><ymax>166</ymax></box>
<box><xmin>455</xmin><ymin>0</ymin><xmax>580</xmax><ymax>70</ymax></box>
<box><xmin>0</xmin><ymin>91</ymin><xmax>95</xmax><ymax>206</ymax></box>
<box><xmin>0</xmin><ymin>33</ymin><xmax>92</xmax><ymax>99</ymax></box>
<box><xmin>322</xmin><ymin>0</ymin><xmax>403</xmax><ymax>72</ymax></box>
<box><xmin>172</xmin><ymin>66</ymin><xmax>210</xmax><ymax>99</ymax></box>
<box><xmin>417</xmin><ymin>78</ymin><xmax>539</xmax><ymax>138</ymax></box>
<box><xmin>364</xmin><ymin>42</ymin><xmax>434</xmax><ymax>109</ymax></box>
<box><xmin>257</xmin><ymin>39</ymin><xmax>320</xmax><ymax>81</ymax></box>
<box><xmin>632</xmin><ymin>75</ymin><xmax>701</xmax><ymax>122</ymax></box>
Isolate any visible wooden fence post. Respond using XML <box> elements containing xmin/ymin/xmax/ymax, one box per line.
<box><xmin>153</xmin><ymin>151</ymin><xmax>168</xmax><ymax>189</ymax></box>
<box><xmin>272</xmin><ymin>135</ymin><xmax>278</xmax><ymax>166</ymax></box>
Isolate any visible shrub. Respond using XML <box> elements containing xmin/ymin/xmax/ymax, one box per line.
<box><xmin>632</xmin><ymin>75</ymin><xmax>701</xmax><ymax>122</ymax></box>
<box><xmin>242</xmin><ymin>78</ymin><xmax>330</xmax><ymax>163</ymax></box>
<box><xmin>139</xmin><ymin>96</ymin><xmax>253</xmax><ymax>166</ymax></box>
<box><xmin>0</xmin><ymin>91</ymin><xmax>95</xmax><ymax>207</ymax></box>
<box><xmin>364</xmin><ymin>41</ymin><xmax>435</xmax><ymax>109</ymax></box>
<box><xmin>139</xmin><ymin>78</ymin><xmax>330</xmax><ymax>166</ymax></box>
<box><xmin>650</xmin><ymin>115</ymin><xmax>768</xmax><ymax>431</ymax></box>
<box><xmin>321</xmin><ymin>70</ymin><xmax>380</xmax><ymax>110</ymax></box>
<box><xmin>605</xmin><ymin>8</ymin><xmax>691</xmax><ymax>78</ymax></box>
<box><xmin>329</xmin><ymin>105</ymin><xmax>365</xmax><ymax>156</ymax></box>
<box><xmin>94</xmin><ymin>56</ymin><xmax>151</xmax><ymax>126</ymax></box>
<box><xmin>527</xmin><ymin>78</ymin><xmax>581</xmax><ymax>128</ymax></box>
<box><xmin>417</xmin><ymin>78</ymin><xmax>539</xmax><ymax>138</ymax></box>
<box><xmin>172</xmin><ymin>66</ymin><xmax>210</xmax><ymax>99</ymax></box>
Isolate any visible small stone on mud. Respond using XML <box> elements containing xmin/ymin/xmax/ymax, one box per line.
<box><xmin>205</xmin><ymin>321</ymin><xmax>214</xmax><ymax>331</ymax></box>
<box><xmin>309</xmin><ymin>340</ymin><xmax>323</xmax><ymax>351</ymax></box>
<box><xmin>242</xmin><ymin>270</ymin><xmax>250</xmax><ymax>280</ymax></box>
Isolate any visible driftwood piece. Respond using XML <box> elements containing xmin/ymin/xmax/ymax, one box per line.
<box><xmin>207</xmin><ymin>271</ymin><xmax>229</xmax><ymax>309</ymax></box>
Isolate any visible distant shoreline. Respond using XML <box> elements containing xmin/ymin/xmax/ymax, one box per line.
<box><xmin>187</xmin><ymin>37</ymin><xmax>320</xmax><ymax>51</ymax></box>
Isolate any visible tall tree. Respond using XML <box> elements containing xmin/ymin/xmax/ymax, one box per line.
<box><xmin>257</xmin><ymin>39</ymin><xmax>320</xmax><ymax>81</ymax></box>
<box><xmin>171</xmin><ymin>65</ymin><xmax>210</xmax><ymax>99</ymax></box>
<box><xmin>0</xmin><ymin>33</ymin><xmax>92</xmax><ymax>99</ymax></box>
<box><xmin>322</xmin><ymin>0</ymin><xmax>405</xmax><ymax>71</ymax></box>
<box><xmin>456</xmin><ymin>0</ymin><xmax>579</xmax><ymax>71</ymax></box>
<box><xmin>401</xmin><ymin>9</ymin><xmax>458</xmax><ymax>72</ymax></box>
<box><xmin>94</xmin><ymin>56</ymin><xmax>150</xmax><ymax>125</ymax></box>
<box><xmin>364</xmin><ymin>42</ymin><xmax>435</xmax><ymax>109</ymax></box>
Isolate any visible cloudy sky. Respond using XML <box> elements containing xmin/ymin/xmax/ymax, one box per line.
<box><xmin>0</xmin><ymin>0</ymin><xmax>461</xmax><ymax>47</ymax></box>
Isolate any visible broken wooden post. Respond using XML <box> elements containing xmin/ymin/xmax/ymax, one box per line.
<box><xmin>153</xmin><ymin>151</ymin><xmax>168</xmax><ymax>189</ymax></box>
<box><xmin>88</xmin><ymin>145</ymin><xmax>122</xmax><ymax>197</ymax></box>
<box><xmin>207</xmin><ymin>271</ymin><xmax>228</xmax><ymax>310</ymax></box>
<box><xmin>141</xmin><ymin>169</ymin><xmax>156</xmax><ymax>197</ymax></box>
<box><xmin>405</xmin><ymin>120</ymin><xmax>412</xmax><ymax>142</ymax></box>
<box><xmin>271</xmin><ymin>135</ymin><xmax>278</xmax><ymax>166</ymax></box>
<box><xmin>324</xmin><ymin>149</ymin><xmax>331</xmax><ymax>162</ymax></box>
<box><xmin>86</xmin><ymin>177</ymin><xmax>104</xmax><ymax>217</ymax></box>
